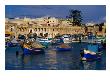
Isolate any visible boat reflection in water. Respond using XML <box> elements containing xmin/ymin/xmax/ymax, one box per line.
<box><xmin>5</xmin><ymin>42</ymin><xmax>106</xmax><ymax>70</ymax></box>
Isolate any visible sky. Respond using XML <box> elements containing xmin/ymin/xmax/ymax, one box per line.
<box><xmin>5</xmin><ymin>5</ymin><xmax>106</xmax><ymax>23</ymax></box>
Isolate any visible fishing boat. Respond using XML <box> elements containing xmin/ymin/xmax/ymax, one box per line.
<box><xmin>38</xmin><ymin>38</ymin><xmax>51</xmax><ymax>43</ymax></box>
<box><xmin>6</xmin><ymin>42</ymin><xmax>15</xmax><ymax>47</ymax></box>
<box><xmin>23</xmin><ymin>40</ymin><xmax>45</xmax><ymax>55</ymax></box>
<box><xmin>37</xmin><ymin>38</ymin><xmax>51</xmax><ymax>48</ymax></box>
<box><xmin>11</xmin><ymin>38</ymin><xmax>19</xmax><ymax>46</ymax></box>
<box><xmin>56</xmin><ymin>43</ymin><xmax>72</xmax><ymax>51</ymax></box>
<box><xmin>23</xmin><ymin>45</ymin><xmax>31</xmax><ymax>55</ymax></box>
<box><xmin>96</xmin><ymin>36</ymin><xmax>106</xmax><ymax>43</ymax></box>
<box><xmin>56</xmin><ymin>47</ymin><xmax>72</xmax><ymax>51</ymax></box>
<box><xmin>6</xmin><ymin>38</ymin><xmax>18</xmax><ymax>47</ymax></box>
<box><xmin>62</xmin><ymin>35</ymin><xmax>71</xmax><ymax>43</ymax></box>
<box><xmin>51</xmin><ymin>38</ymin><xmax>64</xmax><ymax>45</ymax></box>
<box><xmin>80</xmin><ymin>44</ymin><xmax>102</xmax><ymax>61</ymax></box>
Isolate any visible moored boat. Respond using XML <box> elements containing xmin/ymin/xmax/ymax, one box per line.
<box><xmin>80</xmin><ymin>44</ymin><xmax>102</xmax><ymax>61</ymax></box>
<box><xmin>29</xmin><ymin>48</ymin><xmax>45</xmax><ymax>54</ymax></box>
<box><xmin>6</xmin><ymin>38</ymin><xmax>18</xmax><ymax>47</ymax></box>
<box><xmin>37</xmin><ymin>38</ymin><xmax>51</xmax><ymax>48</ymax></box>
<box><xmin>62</xmin><ymin>35</ymin><xmax>71</xmax><ymax>43</ymax></box>
<box><xmin>23</xmin><ymin>40</ymin><xmax>45</xmax><ymax>55</ymax></box>
<box><xmin>56</xmin><ymin>47</ymin><xmax>72</xmax><ymax>51</ymax></box>
<box><xmin>56</xmin><ymin>43</ymin><xmax>72</xmax><ymax>51</ymax></box>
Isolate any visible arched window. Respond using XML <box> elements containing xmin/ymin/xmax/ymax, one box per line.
<box><xmin>10</xmin><ymin>28</ymin><xmax>13</xmax><ymax>31</ymax></box>
<box><xmin>35</xmin><ymin>28</ymin><xmax>37</xmax><ymax>31</ymax></box>
<box><xmin>38</xmin><ymin>28</ymin><xmax>40</xmax><ymax>31</ymax></box>
<box><xmin>44</xmin><ymin>28</ymin><xmax>46</xmax><ymax>32</ymax></box>
<box><xmin>30</xmin><ymin>29</ymin><xmax>32</xmax><ymax>33</ymax></box>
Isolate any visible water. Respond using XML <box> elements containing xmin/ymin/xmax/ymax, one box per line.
<box><xmin>5</xmin><ymin>42</ymin><xmax>106</xmax><ymax>70</ymax></box>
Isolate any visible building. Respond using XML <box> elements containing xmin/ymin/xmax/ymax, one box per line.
<box><xmin>35</xmin><ymin>16</ymin><xmax>59</xmax><ymax>27</ymax></box>
<box><xmin>5</xmin><ymin>17</ymin><xmax>106</xmax><ymax>39</ymax></box>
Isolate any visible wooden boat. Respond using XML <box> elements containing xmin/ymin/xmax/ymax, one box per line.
<box><xmin>56</xmin><ymin>47</ymin><xmax>72</xmax><ymax>51</ymax></box>
<box><xmin>37</xmin><ymin>38</ymin><xmax>51</xmax><ymax>48</ymax></box>
<box><xmin>80</xmin><ymin>44</ymin><xmax>102</xmax><ymax>61</ymax></box>
<box><xmin>10</xmin><ymin>38</ymin><xmax>19</xmax><ymax>46</ymax></box>
<box><xmin>38</xmin><ymin>38</ymin><xmax>51</xmax><ymax>43</ymax></box>
<box><xmin>23</xmin><ymin>41</ymin><xmax>45</xmax><ymax>55</ymax></box>
<box><xmin>28</xmin><ymin>48</ymin><xmax>45</xmax><ymax>54</ymax></box>
<box><xmin>51</xmin><ymin>38</ymin><xmax>64</xmax><ymax>45</ymax></box>
<box><xmin>56</xmin><ymin>43</ymin><xmax>72</xmax><ymax>51</ymax></box>
<box><xmin>81</xmin><ymin>52</ymin><xmax>101</xmax><ymax>61</ymax></box>
<box><xmin>62</xmin><ymin>35</ymin><xmax>71</xmax><ymax>43</ymax></box>
<box><xmin>6</xmin><ymin>42</ymin><xmax>17</xmax><ymax>47</ymax></box>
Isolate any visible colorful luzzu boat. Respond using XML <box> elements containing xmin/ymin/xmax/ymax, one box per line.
<box><xmin>56</xmin><ymin>43</ymin><xmax>72</xmax><ymax>51</ymax></box>
<box><xmin>56</xmin><ymin>47</ymin><xmax>72</xmax><ymax>51</ymax></box>
<box><xmin>28</xmin><ymin>48</ymin><xmax>45</xmax><ymax>54</ymax></box>
<box><xmin>80</xmin><ymin>44</ymin><xmax>102</xmax><ymax>61</ymax></box>
<box><xmin>81</xmin><ymin>50</ymin><xmax>101</xmax><ymax>61</ymax></box>
<box><xmin>6</xmin><ymin>42</ymin><xmax>16</xmax><ymax>47</ymax></box>
<box><xmin>23</xmin><ymin>41</ymin><xmax>45</xmax><ymax>55</ymax></box>
<box><xmin>37</xmin><ymin>38</ymin><xmax>51</xmax><ymax>48</ymax></box>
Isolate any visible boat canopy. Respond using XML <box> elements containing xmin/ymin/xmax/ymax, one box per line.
<box><xmin>11</xmin><ymin>38</ymin><xmax>18</xmax><ymax>43</ymax></box>
<box><xmin>87</xmin><ymin>44</ymin><xmax>98</xmax><ymax>53</ymax></box>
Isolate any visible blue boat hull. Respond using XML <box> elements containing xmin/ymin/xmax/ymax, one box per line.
<box><xmin>23</xmin><ymin>48</ymin><xmax>44</xmax><ymax>55</ymax></box>
<box><xmin>23</xmin><ymin>48</ymin><xmax>31</xmax><ymax>55</ymax></box>
<box><xmin>81</xmin><ymin>53</ymin><xmax>101</xmax><ymax>61</ymax></box>
<box><xmin>29</xmin><ymin>48</ymin><xmax>45</xmax><ymax>54</ymax></box>
<box><xmin>56</xmin><ymin>47</ymin><xmax>72</xmax><ymax>51</ymax></box>
<box><xmin>7</xmin><ymin>42</ymin><xmax>17</xmax><ymax>47</ymax></box>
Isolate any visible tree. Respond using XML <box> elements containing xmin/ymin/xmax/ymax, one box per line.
<box><xmin>99</xmin><ymin>23</ymin><xmax>104</xmax><ymax>32</ymax></box>
<box><xmin>67</xmin><ymin>10</ymin><xmax>83</xmax><ymax>26</ymax></box>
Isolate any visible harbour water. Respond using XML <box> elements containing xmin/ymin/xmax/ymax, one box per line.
<box><xmin>5</xmin><ymin>42</ymin><xmax>106</xmax><ymax>70</ymax></box>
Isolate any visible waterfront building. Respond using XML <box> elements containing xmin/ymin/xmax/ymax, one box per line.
<box><xmin>5</xmin><ymin>17</ymin><xmax>106</xmax><ymax>39</ymax></box>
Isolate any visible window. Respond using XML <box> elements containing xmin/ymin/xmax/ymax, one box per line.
<box><xmin>44</xmin><ymin>28</ymin><xmax>46</xmax><ymax>32</ymax></box>
<box><xmin>30</xmin><ymin>30</ymin><xmax>32</xmax><ymax>33</ymax></box>
<box><xmin>35</xmin><ymin>28</ymin><xmax>37</xmax><ymax>31</ymax></box>
<box><xmin>10</xmin><ymin>28</ymin><xmax>13</xmax><ymax>31</ymax></box>
<box><xmin>38</xmin><ymin>28</ymin><xmax>40</xmax><ymax>31</ymax></box>
<box><xmin>41</xmin><ymin>28</ymin><xmax>43</xmax><ymax>31</ymax></box>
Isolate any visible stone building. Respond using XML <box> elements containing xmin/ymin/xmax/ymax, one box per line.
<box><xmin>86</xmin><ymin>22</ymin><xmax>106</xmax><ymax>36</ymax></box>
<box><xmin>5</xmin><ymin>17</ymin><xmax>106</xmax><ymax>39</ymax></box>
<box><xmin>35</xmin><ymin>16</ymin><xmax>59</xmax><ymax>27</ymax></box>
